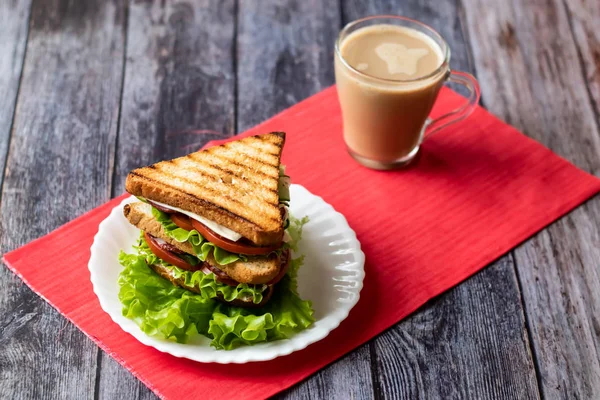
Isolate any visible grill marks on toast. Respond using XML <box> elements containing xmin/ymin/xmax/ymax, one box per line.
<box><xmin>126</xmin><ymin>132</ymin><xmax>286</xmax><ymax>239</ymax></box>
<box><xmin>133</xmin><ymin>165</ymin><xmax>281</xmax><ymax>226</ymax></box>
<box><xmin>136</xmin><ymin>163</ymin><xmax>246</xmax><ymax>207</ymax></box>
<box><xmin>224</xmin><ymin>139</ymin><xmax>281</xmax><ymax>166</ymax></box>
<box><xmin>205</xmin><ymin>146</ymin><xmax>280</xmax><ymax>178</ymax></box>
<box><xmin>189</xmin><ymin>152</ymin><xmax>277</xmax><ymax>191</ymax></box>
<box><xmin>240</xmin><ymin>139</ymin><xmax>282</xmax><ymax>155</ymax></box>
<box><xmin>183</xmin><ymin>153</ymin><xmax>278</xmax><ymax>196</ymax></box>
<box><xmin>128</xmin><ymin>171</ymin><xmax>260</xmax><ymax>228</ymax></box>
<box><xmin>153</xmin><ymin>158</ymin><xmax>278</xmax><ymax>208</ymax></box>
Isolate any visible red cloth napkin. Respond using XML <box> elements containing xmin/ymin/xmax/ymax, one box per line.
<box><xmin>4</xmin><ymin>86</ymin><xmax>600</xmax><ymax>400</ymax></box>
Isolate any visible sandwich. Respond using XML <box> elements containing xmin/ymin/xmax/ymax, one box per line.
<box><xmin>117</xmin><ymin>132</ymin><xmax>314</xmax><ymax>349</ymax></box>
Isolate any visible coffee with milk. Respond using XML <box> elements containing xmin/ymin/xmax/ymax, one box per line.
<box><xmin>335</xmin><ymin>24</ymin><xmax>446</xmax><ymax>166</ymax></box>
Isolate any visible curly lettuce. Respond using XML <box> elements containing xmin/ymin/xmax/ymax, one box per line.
<box><xmin>118</xmin><ymin>251</ymin><xmax>215</xmax><ymax>343</ymax></box>
<box><xmin>286</xmin><ymin>215</ymin><xmax>309</xmax><ymax>252</ymax></box>
<box><xmin>117</xmin><ymin>214</ymin><xmax>314</xmax><ymax>349</ymax></box>
<box><xmin>207</xmin><ymin>255</ymin><xmax>314</xmax><ymax>349</ymax></box>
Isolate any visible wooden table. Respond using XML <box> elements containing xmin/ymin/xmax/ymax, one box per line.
<box><xmin>1</xmin><ymin>0</ymin><xmax>599</xmax><ymax>398</ymax></box>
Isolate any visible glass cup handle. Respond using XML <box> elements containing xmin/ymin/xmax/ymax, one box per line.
<box><xmin>424</xmin><ymin>70</ymin><xmax>481</xmax><ymax>138</ymax></box>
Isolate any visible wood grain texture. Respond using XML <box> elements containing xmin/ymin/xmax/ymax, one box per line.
<box><xmin>462</xmin><ymin>0</ymin><xmax>600</xmax><ymax>397</ymax></box>
<box><xmin>0</xmin><ymin>0</ymin><xmax>125</xmax><ymax>399</ymax></box>
<box><xmin>372</xmin><ymin>259</ymin><xmax>540</xmax><ymax>399</ymax></box>
<box><xmin>235</xmin><ymin>1</ymin><xmax>376</xmax><ymax>399</ymax></box>
<box><xmin>0</xmin><ymin>0</ymin><xmax>31</xmax><ymax>191</ymax></box>
<box><xmin>280</xmin><ymin>346</ymin><xmax>374</xmax><ymax>400</ymax></box>
<box><xmin>342</xmin><ymin>1</ymin><xmax>540</xmax><ymax>399</ymax></box>
<box><xmin>563</xmin><ymin>0</ymin><xmax>600</xmax><ymax>122</ymax></box>
<box><xmin>236</xmin><ymin>0</ymin><xmax>340</xmax><ymax>131</ymax></box>
<box><xmin>99</xmin><ymin>1</ymin><xmax>236</xmax><ymax>399</ymax></box>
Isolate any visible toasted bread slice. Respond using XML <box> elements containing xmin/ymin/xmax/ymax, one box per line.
<box><xmin>124</xmin><ymin>202</ymin><xmax>195</xmax><ymax>253</ymax></box>
<box><xmin>148</xmin><ymin>263</ymin><xmax>274</xmax><ymax>307</ymax></box>
<box><xmin>125</xmin><ymin>132</ymin><xmax>285</xmax><ymax>246</ymax></box>
<box><xmin>123</xmin><ymin>202</ymin><xmax>281</xmax><ymax>284</ymax></box>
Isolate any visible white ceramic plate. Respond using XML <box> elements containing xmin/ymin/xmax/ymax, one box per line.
<box><xmin>89</xmin><ymin>184</ymin><xmax>365</xmax><ymax>363</ymax></box>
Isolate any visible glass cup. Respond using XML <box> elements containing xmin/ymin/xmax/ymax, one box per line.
<box><xmin>334</xmin><ymin>15</ymin><xmax>481</xmax><ymax>170</ymax></box>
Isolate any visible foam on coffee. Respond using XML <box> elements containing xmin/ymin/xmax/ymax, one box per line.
<box><xmin>340</xmin><ymin>25</ymin><xmax>444</xmax><ymax>81</ymax></box>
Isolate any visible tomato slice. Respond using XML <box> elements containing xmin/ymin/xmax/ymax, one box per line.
<box><xmin>190</xmin><ymin>219</ymin><xmax>281</xmax><ymax>255</ymax></box>
<box><xmin>171</xmin><ymin>213</ymin><xmax>195</xmax><ymax>231</ymax></box>
<box><xmin>144</xmin><ymin>233</ymin><xmax>199</xmax><ymax>271</ymax></box>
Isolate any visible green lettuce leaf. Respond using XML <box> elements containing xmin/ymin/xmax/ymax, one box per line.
<box><xmin>207</xmin><ymin>255</ymin><xmax>314</xmax><ymax>349</ymax></box>
<box><xmin>286</xmin><ymin>215</ymin><xmax>309</xmax><ymax>252</ymax></box>
<box><xmin>118</xmin><ymin>250</ymin><xmax>215</xmax><ymax>343</ymax></box>
<box><xmin>151</xmin><ymin>207</ymin><xmax>244</xmax><ymax>265</ymax></box>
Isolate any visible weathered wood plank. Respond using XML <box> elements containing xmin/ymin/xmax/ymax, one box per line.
<box><xmin>462</xmin><ymin>0</ymin><xmax>600</xmax><ymax>397</ymax></box>
<box><xmin>235</xmin><ymin>1</ymin><xmax>376</xmax><ymax>399</ymax></box>
<box><xmin>0</xmin><ymin>0</ymin><xmax>125</xmax><ymax>399</ymax></box>
<box><xmin>280</xmin><ymin>346</ymin><xmax>373</xmax><ymax>400</ymax></box>
<box><xmin>0</xmin><ymin>0</ymin><xmax>31</xmax><ymax>190</ymax></box>
<box><xmin>99</xmin><ymin>1</ymin><xmax>236</xmax><ymax>398</ymax></box>
<box><xmin>563</xmin><ymin>0</ymin><xmax>600</xmax><ymax>121</ymax></box>
<box><xmin>236</xmin><ymin>0</ymin><xmax>341</xmax><ymax>131</ymax></box>
<box><xmin>341</xmin><ymin>1</ymin><xmax>541</xmax><ymax>399</ymax></box>
<box><xmin>372</xmin><ymin>258</ymin><xmax>540</xmax><ymax>399</ymax></box>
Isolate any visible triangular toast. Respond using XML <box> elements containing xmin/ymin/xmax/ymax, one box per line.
<box><xmin>125</xmin><ymin>132</ymin><xmax>286</xmax><ymax>246</ymax></box>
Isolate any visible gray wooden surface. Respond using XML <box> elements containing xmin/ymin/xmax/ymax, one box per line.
<box><xmin>0</xmin><ymin>0</ymin><xmax>598</xmax><ymax>399</ymax></box>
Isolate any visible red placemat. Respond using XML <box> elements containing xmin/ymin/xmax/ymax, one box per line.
<box><xmin>3</xmin><ymin>86</ymin><xmax>600</xmax><ymax>400</ymax></box>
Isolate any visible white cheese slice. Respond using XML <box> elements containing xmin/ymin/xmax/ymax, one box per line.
<box><xmin>154</xmin><ymin>237</ymin><xmax>167</xmax><ymax>246</ymax></box>
<box><xmin>150</xmin><ymin>200</ymin><xmax>243</xmax><ymax>242</ymax></box>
